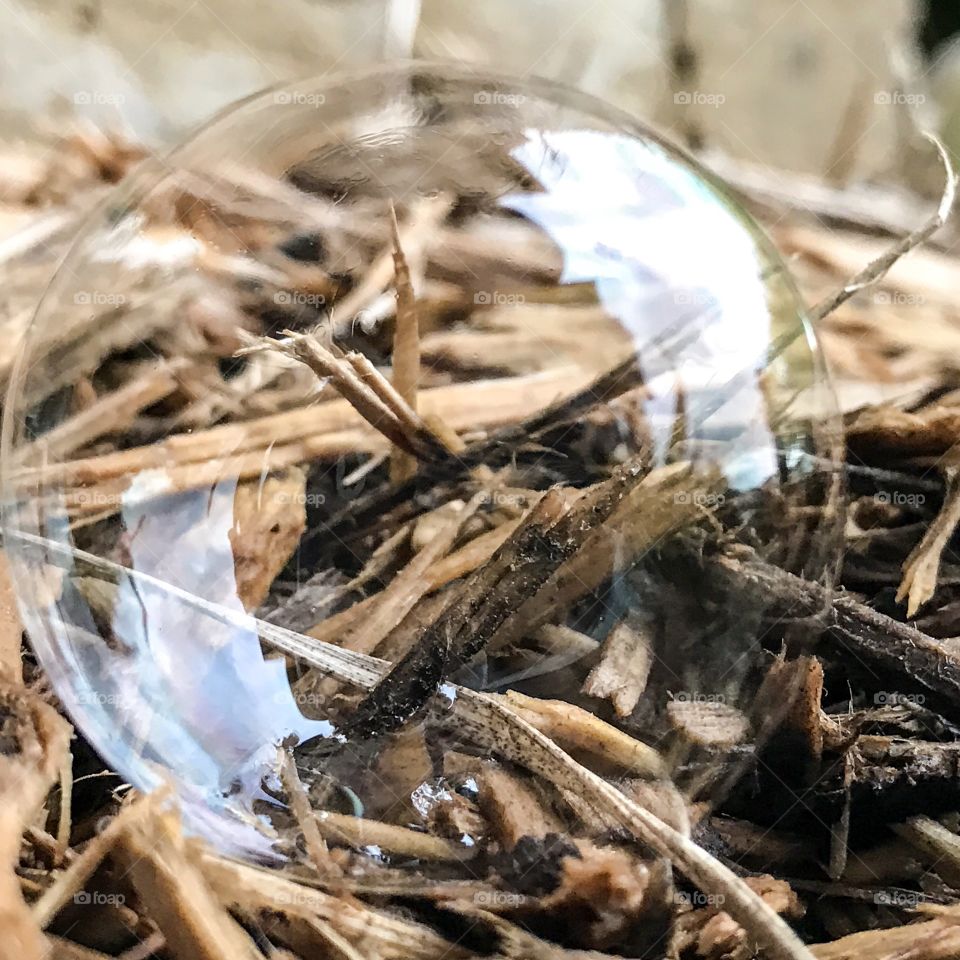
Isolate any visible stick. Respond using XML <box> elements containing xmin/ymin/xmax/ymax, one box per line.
<box><xmin>389</xmin><ymin>202</ymin><xmax>421</xmax><ymax>483</ymax></box>
<box><xmin>809</xmin><ymin>136</ymin><xmax>956</xmax><ymax>323</ymax></box>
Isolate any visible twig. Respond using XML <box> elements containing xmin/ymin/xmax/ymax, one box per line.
<box><xmin>238</xmin><ymin>329</ymin><xmax>446</xmax><ymax>464</ymax></box>
<box><xmin>389</xmin><ymin>202</ymin><xmax>421</xmax><ymax>483</ymax></box>
<box><xmin>331</xmin><ymin>195</ymin><xmax>450</xmax><ymax>337</ymax></box>
<box><xmin>809</xmin><ymin>135</ymin><xmax>956</xmax><ymax>323</ymax></box>
<box><xmin>497</xmin><ymin>690</ymin><xmax>665</xmax><ymax>777</ymax></box>
<box><xmin>279</xmin><ymin>751</ymin><xmax>341</xmax><ymax>878</ymax></box>
<box><xmin>313</xmin><ymin>811</ymin><xmax>473</xmax><ymax>862</ymax></box>
<box><xmin>5</xmin><ymin>532</ymin><xmax>815</xmax><ymax>960</ymax></box>
<box><xmin>453</xmin><ymin>690</ymin><xmax>815</xmax><ymax>960</ymax></box>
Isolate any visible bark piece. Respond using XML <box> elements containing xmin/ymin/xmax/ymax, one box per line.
<box><xmin>476</xmin><ymin>764</ymin><xmax>565</xmax><ymax>850</ymax></box>
<box><xmin>582</xmin><ymin>613</ymin><xmax>654</xmax><ymax>718</ymax></box>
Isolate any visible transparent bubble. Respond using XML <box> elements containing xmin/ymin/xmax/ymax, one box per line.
<box><xmin>2</xmin><ymin>62</ymin><xmax>842</xmax><ymax>862</ymax></box>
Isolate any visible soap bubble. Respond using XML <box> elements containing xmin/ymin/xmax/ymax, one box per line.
<box><xmin>2</xmin><ymin>62</ymin><xmax>842</xmax><ymax>862</ymax></box>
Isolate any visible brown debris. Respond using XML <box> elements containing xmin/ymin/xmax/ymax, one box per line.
<box><xmin>540</xmin><ymin>840</ymin><xmax>651</xmax><ymax>949</ymax></box>
<box><xmin>582</xmin><ymin>613</ymin><xmax>654</xmax><ymax>718</ymax></box>
<box><xmin>476</xmin><ymin>763</ymin><xmax>565</xmax><ymax>850</ymax></box>
<box><xmin>313</xmin><ymin>810</ymin><xmax>470</xmax><ymax>862</ymax></box>
<box><xmin>667</xmin><ymin>698</ymin><xmax>751</xmax><ymax>749</ymax></box>
<box><xmin>0</xmin><ymin>552</ymin><xmax>23</xmax><ymax>684</ymax></box>
<box><xmin>118</xmin><ymin>806</ymin><xmax>263</xmax><ymax>960</ymax></box>
<box><xmin>10</xmin><ymin>119</ymin><xmax>960</xmax><ymax>960</ymax></box>
<box><xmin>229</xmin><ymin>468</ymin><xmax>307</xmax><ymax>609</ymax></box>
<box><xmin>897</xmin><ymin>469</ymin><xmax>960</xmax><ymax>617</ymax></box>
<box><xmin>499</xmin><ymin>690</ymin><xmax>665</xmax><ymax>778</ymax></box>
<box><xmin>279</xmin><ymin>752</ymin><xmax>341</xmax><ymax>878</ymax></box>
<box><xmin>0</xmin><ymin>684</ymin><xmax>72</xmax><ymax>960</ymax></box>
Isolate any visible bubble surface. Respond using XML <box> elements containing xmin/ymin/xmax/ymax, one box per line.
<box><xmin>2</xmin><ymin>62</ymin><xmax>842</xmax><ymax>861</ymax></box>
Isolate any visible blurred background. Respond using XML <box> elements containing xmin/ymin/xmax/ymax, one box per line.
<box><xmin>1</xmin><ymin>0</ymin><xmax>960</xmax><ymax>194</ymax></box>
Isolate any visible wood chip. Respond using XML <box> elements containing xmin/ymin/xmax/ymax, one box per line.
<box><xmin>118</xmin><ymin>806</ymin><xmax>263</xmax><ymax>960</ymax></box>
<box><xmin>33</xmin><ymin>798</ymin><xmax>151</xmax><ymax>928</ymax></box>
<box><xmin>582</xmin><ymin>613</ymin><xmax>654</xmax><ymax>718</ymax></box>
<box><xmin>666</xmin><ymin>699</ymin><xmax>751</xmax><ymax>749</ymax></box>
<box><xmin>476</xmin><ymin>763</ymin><xmax>565</xmax><ymax>849</ymax></box>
